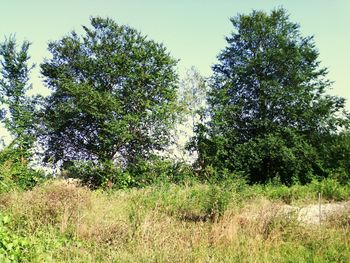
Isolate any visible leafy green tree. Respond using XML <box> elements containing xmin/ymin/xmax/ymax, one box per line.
<box><xmin>40</xmin><ymin>17</ymin><xmax>180</xmax><ymax>170</ymax></box>
<box><xmin>0</xmin><ymin>36</ymin><xmax>43</xmax><ymax>190</ymax></box>
<box><xmin>320</xmin><ymin>132</ymin><xmax>350</xmax><ymax>184</ymax></box>
<box><xmin>202</xmin><ymin>8</ymin><xmax>350</xmax><ymax>184</ymax></box>
<box><xmin>0</xmin><ymin>36</ymin><xmax>38</xmax><ymax>158</ymax></box>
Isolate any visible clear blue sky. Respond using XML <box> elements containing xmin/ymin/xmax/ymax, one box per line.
<box><xmin>0</xmin><ymin>0</ymin><xmax>349</xmax><ymax>105</ymax></box>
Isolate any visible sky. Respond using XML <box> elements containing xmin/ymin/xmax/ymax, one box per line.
<box><xmin>0</xmin><ymin>0</ymin><xmax>350</xmax><ymax>141</ymax></box>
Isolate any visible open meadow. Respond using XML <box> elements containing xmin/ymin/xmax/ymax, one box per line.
<box><xmin>1</xmin><ymin>179</ymin><xmax>349</xmax><ymax>262</ymax></box>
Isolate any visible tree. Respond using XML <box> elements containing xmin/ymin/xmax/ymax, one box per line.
<box><xmin>0</xmin><ymin>36</ymin><xmax>43</xmax><ymax>190</ymax></box>
<box><xmin>40</xmin><ymin>17</ymin><xmax>180</xmax><ymax>170</ymax></box>
<box><xmin>202</xmin><ymin>8</ymin><xmax>350</xmax><ymax>184</ymax></box>
<box><xmin>179</xmin><ymin>67</ymin><xmax>207</xmax><ymax>129</ymax></box>
<box><xmin>0</xmin><ymin>36</ymin><xmax>38</xmax><ymax>161</ymax></box>
<box><xmin>166</xmin><ymin>67</ymin><xmax>207</xmax><ymax>162</ymax></box>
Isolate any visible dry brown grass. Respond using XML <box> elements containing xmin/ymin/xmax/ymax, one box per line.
<box><xmin>2</xmin><ymin>179</ymin><xmax>91</xmax><ymax>233</ymax></box>
<box><xmin>1</xmin><ymin>180</ymin><xmax>349</xmax><ymax>262</ymax></box>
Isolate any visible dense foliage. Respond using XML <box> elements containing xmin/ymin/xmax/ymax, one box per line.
<box><xmin>0</xmin><ymin>144</ymin><xmax>43</xmax><ymax>191</ymax></box>
<box><xmin>0</xmin><ymin>37</ymin><xmax>40</xmax><ymax>160</ymax></box>
<box><xmin>196</xmin><ymin>8</ymin><xmax>350</xmax><ymax>184</ymax></box>
<box><xmin>0</xmin><ymin>213</ymin><xmax>30</xmax><ymax>262</ymax></box>
<box><xmin>0</xmin><ymin>37</ymin><xmax>44</xmax><ymax>191</ymax></box>
<box><xmin>40</xmin><ymin>17</ymin><xmax>180</xmax><ymax>171</ymax></box>
<box><xmin>1</xmin><ymin>11</ymin><xmax>350</xmax><ymax>189</ymax></box>
<box><xmin>0</xmin><ymin>9</ymin><xmax>349</xmax><ymax>261</ymax></box>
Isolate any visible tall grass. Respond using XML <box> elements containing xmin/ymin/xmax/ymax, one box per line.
<box><xmin>0</xmin><ymin>179</ymin><xmax>349</xmax><ymax>262</ymax></box>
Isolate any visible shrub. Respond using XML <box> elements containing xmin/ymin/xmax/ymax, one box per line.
<box><xmin>328</xmin><ymin>167</ymin><xmax>350</xmax><ymax>185</ymax></box>
<box><xmin>0</xmin><ymin>213</ymin><xmax>30</xmax><ymax>262</ymax></box>
<box><xmin>65</xmin><ymin>160</ymin><xmax>134</xmax><ymax>189</ymax></box>
<box><xmin>129</xmin><ymin>157</ymin><xmax>196</xmax><ymax>187</ymax></box>
<box><xmin>311</xmin><ymin>178</ymin><xmax>348</xmax><ymax>201</ymax></box>
<box><xmin>204</xmin><ymin>184</ymin><xmax>231</xmax><ymax>221</ymax></box>
<box><xmin>65</xmin><ymin>157</ymin><xmax>196</xmax><ymax>189</ymax></box>
<box><xmin>0</xmin><ymin>146</ymin><xmax>44</xmax><ymax>192</ymax></box>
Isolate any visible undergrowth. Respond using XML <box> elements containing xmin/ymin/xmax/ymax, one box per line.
<box><xmin>0</xmin><ymin>179</ymin><xmax>349</xmax><ymax>262</ymax></box>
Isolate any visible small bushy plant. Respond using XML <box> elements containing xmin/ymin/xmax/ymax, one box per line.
<box><xmin>65</xmin><ymin>160</ymin><xmax>134</xmax><ymax>189</ymax></box>
<box><xmin>0</xmin><ymin>213</ymin><xmax>30</xmax><ymax>262</ymax></box>
<box><xmin>129</xmin><ymin>157</ymin><xmax>196</xmax><ymax>187</ymax></box>
<box><xmin>311</xmin><ymin>178</ymin><xmax>348</xmax><ymax>201</ymax></box>
<box><xmin>204</xmin><ymin>184</ymin><xmax>231</xmax><ymax>221</ymax></box>
<box><xmin>0</xmin><ymin>145</ymin><xmax>44</xmax><ymax>192</ymax></box>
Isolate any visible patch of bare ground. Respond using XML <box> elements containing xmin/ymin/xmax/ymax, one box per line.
<box><xmin>281</xmin><ymin>201</ymin><xmax>350</xmax><ymax>224</ymax></box>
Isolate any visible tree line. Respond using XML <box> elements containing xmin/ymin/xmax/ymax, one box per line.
<box><xmin>1</xmin><ymin>8</ymin><xmax>350</xmax><ymax>189</ymax></box>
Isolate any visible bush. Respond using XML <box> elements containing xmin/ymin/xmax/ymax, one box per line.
<box><xmin>0</xmin><ymin>145</ymin><xmax>44</xmax><ymax>192</ymax></box>
<box><xmin>328</xmin><ymin>167</ymin><xmax>350</xmax><ymax>185</ymax></box>
<box><xmin>0</xmin><ymin>213</ymin><xmax>30</xmax><ymax>262</ymax></box>
<box><xmin>311</xmin><ymin>178</ymin><xmax>348</xmax><ymax>201</ymax></box>
<box><xmin>65</xmin><ymin>160</ymin><xmax>134</xmax><ymax>189</ymax></box>
<box><xmin>128</xmin><ymin>157</ymin><xmax>196</xmax><ymax>187</ymax></box>
<box><xmin>204</xmin><ymin>184</ymin><xmax>231</xmax><ymax>221</ymax></box>
<box><xmin>65</xmin><ymin>157</ymin><xmax>196</xmax><ymax>189</ymax></box>
<box><xmin>322</xmin><ymin>132</ymin><xmax>350</xmax><ymax>184</ymax></box>
<box><xmin>158</xmin><ymin>183</ymin><xmax>232</xmax><ymax>222</ymax></box>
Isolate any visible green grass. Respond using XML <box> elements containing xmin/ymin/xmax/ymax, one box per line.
<box><xmin>0</xmin><ymin>179</ymin><xmax>349</xmax><ymax>262</ymax></box>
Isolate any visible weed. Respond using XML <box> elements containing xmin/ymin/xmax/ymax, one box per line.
<box><xmin>4</xmin><ymin>180</ymin><xmax>91</xmax><ymax>234</ymax></box>
<box><xmin>0</xmin><ymin>213</ymin><xmax>30</xmax><ymax>262</ymax></box>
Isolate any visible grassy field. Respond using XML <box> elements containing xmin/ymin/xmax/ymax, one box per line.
<box><xmin>0</xmin><ymin>179</ymin><xmax>349</xmax><ymax>262</ymax></box>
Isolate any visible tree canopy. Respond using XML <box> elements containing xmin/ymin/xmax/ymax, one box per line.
<box><xmin>200</xmin><ymin>8</ymin><xmax>350</xmax><ymax>184</ymax></box>
<box><xmin>0</xmin><ymin>37</ymin><xmax>44</xmax><ymax>189</ymax></box>
<box><xmin>0</xmin><ymin>36</ymin><xmax>39</xmax><ymax>157</ymax></box>
<box><xmin>1</xmin><ymin>11</ymin><xmax>350</xmax><ymax>188</ymax></box>
<box><xmin>40</xmin><ymin>17</ymin><xmax>180</xmax><ymax>168</ymax></box>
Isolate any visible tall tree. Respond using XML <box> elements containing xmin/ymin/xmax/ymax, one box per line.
<box><xmin>0</xmin><ymin>36</ymin><xmax>38</xmax><ymax>161</ymax></box>
<box><xmin>40</xmin><ymin>17</ymin><xmax>180</xmax><ymax>168</ymax></box>
<box><xmin>203</xmin><ymin>8</ymin><xmax>349</xmax><ymax>184</ymax></box>
<box><xmin>169</xmin><ymin>67</ymin><xmax>207</xmax><ymax>162</ymax></box>
<box><xmin>0</xmin><ymin>36</ymin><xmax>43</xmax><ymax>189</ymax></box>
<box><xmin>179</xmin><ymin>67</ymin><xmax>207</xmax><ymax>129</ymax></box>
